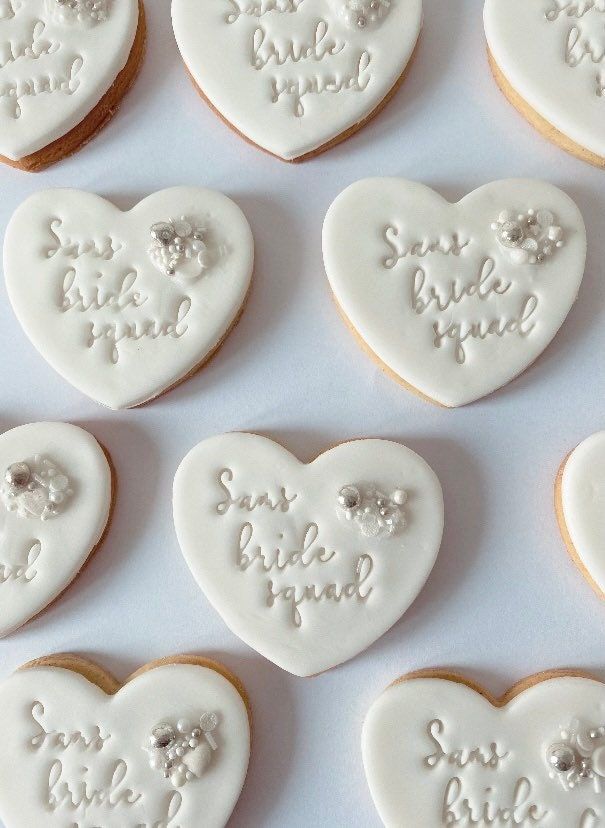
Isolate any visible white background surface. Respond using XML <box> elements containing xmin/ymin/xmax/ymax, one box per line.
<box><xmin>1</xmin><ymin>1</ymin><xmax>604</xmax><ymax>826</ymax></box>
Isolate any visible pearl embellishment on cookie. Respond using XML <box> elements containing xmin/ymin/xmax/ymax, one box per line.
<box><xmin>546</xmin><ymin>721</ymin><xmax>605</xmax><ymax>792</ymax></box>
<box><xmin>1</xmin><ymin>456</ymin><xmax>72</xmax><ymax>520</ymax></box>
<box><xmin>337</xmin><ymin>484</ymin><xmax>407</xmax><ymax>538</ymax></box>
<box><xmin>492</xmin><ymin>209</ymin><xmax>564</xmax><ymax>265</ymax></box>
<box><xmin>52</xmin><ymin>0</ymin><xmax>110</xmax><ymax>25</ymax></box>
<box><xmin>340</xmin><ymin>0</ymin><xmax>391</xmax><ymax>30</ymax></box>
<box><xmin>145</xmin><ymin>713</ymin><xmax>219</xmax><ymax>788</ymax></box>
<box><xmin>148</xmin><ymin>217</ymin><xmax>208</xmax><ymax>277</ymax></box>
<box><xmin>4</xmin><ymin>462</ymin><xmax>31</xmax><ymax>489</ymax></box>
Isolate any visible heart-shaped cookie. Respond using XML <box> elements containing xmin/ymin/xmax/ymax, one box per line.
<box><xmin>363</xmin><ymin>670</ymin><xmax>605</xmax><ymax>827</ymax></box>
<box><xmin>171</xmin><ymin>0</ymin><xmax>422</xmax><ymax>161</ymax></box>
<box><xmin>0</xmin><ymin>654</ymin><xmax>251</xmax><ymax>828</ymax></box>
<box><xmin>4</xmin><ymin>187</ymin><xmax>254</xmax><ymax>410</ymax></box>
<box><xmin>173</xmin><ymin>433</ymin><xmax>444</xmax><ymax>677</ymax></box>
<box><xmin>0</xmin><ymin>421</ymin><xmax>112</xmax><ymax>637</ymax></box>
<box><xmin>323</xmin><ymin>178</ymin><xmax>587</xmax><ymax>408</ymax></box>
<box><xmin>484</xmin><ymin>0</ymin><xmax>605</xmax><ymax>168</ymax></box>
<box><xmin>0</xmin><ymin>0</ymin><xmax>145</xmax><ymax>171</ymax></box>
<box><xmin>556</xmin><ymin>431</ymin><xmax>605</xmax><ymax>600</ymax></box>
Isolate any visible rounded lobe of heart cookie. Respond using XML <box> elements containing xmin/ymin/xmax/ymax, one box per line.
<box><xmin>0</xmin><ymin>421</ymin><xmax>111</xmax><ymax>637</ymax></box>
<box><xmin>171</xmin><ymin>0</ymin><xmax>422</xmax><ymax>161</ymax></box>
<box><xmin>323</xmin><ymin>178</ymin><xmax>587</xmax><ymax>408</ymax></box>
<box><xmin>0</xmin><ymin>0</ymin><xmax>140</xmax><ymax>162</ymax></box>
<box><xmin>559</xmin><ymin>431</ymin><xmax>605</xmax><ymax>599</ymax></box>
<box><xmin>3</xmin><ymin>187</ymin><xmax>254</xmax><ymax>410</ymax></box>
<box><xmin>173</xmin><ymin>432</ymin><xmax>444</xmax><ymax>677</ymax></box>
<box><xmin>362</xmin><ymin>672</ymin><xmax>605</xmax><ymax>827</ymax></box>
<box><xmin>484</xmin><ymin>0</ymin><xmax>605</xmax><ymax>163</ymax></box>
<box><xmin>0</xmin><ymin>660</ymin><xmax>251</xmax><ymax>827</ymax></box>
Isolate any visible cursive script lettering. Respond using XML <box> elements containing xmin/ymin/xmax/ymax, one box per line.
<box><xmin>252</xmin><ymin>20</ymin><xmax>345</xmax><ymax>69</ymax></box>
<box><xmin>47</xmin><ymin>759</ymin><xmax>141</xmax><ymax>811</ymax></box>
<box><xmin>226</xmin><ymin>0</ymin><xmax>304</xmax><ymax>23</ymax></box>
<box><xmin>237</xmin><ymin>522</ymin><xmax>335</xmax><ymax>572</ymax></box>
<box><xmin>271</xmin><ymin>51</ymin><xmax>371</xmax><ymax>116</ymax></box>
<box><xmin>0</xmin><ymin>57</ymin><xmax>83</xmax><ymax>118</ymax></box>
<box><xmin>0</xmin><ymin>540</ymin><xmax>40</xmax><ymax>584</ymax></box>
<box><xmin>60</xmin><ymin>270</ymin><xmax>147</xmax><ymax>313</ymax></box>
<box><xmin>442</xmin><ymin>776</ymin><xmax>547</xmax><ymax>825</ymax></box>
<box><xmin>432</xmin><ymin>295</ymin><xmax>538</xmax><ymax>365</ymax></box>
<box><xmin>424</xmin><ymin>719</ymin><xmax>509</xmax><ymax>771</ymax></box>
<box><xmin>30</xmin><ymin>701</ymin><xmax>110</xmax><ymax>751</ymax></box>
<box><xmin>0</xmin><ymin>20</ymin><xmax>59</xmax><ymax>69</ymax></box>
<box><xmin>566</xmin><ymin>24</ymin><xmax>605</xmax><ymax>67</ymax></box>
<box><xmin>46</xmin><ymin>219</ymin><xmax>123</xmax><ymax>261</ymax></box>
<box><xmin>412</xmin><ymin>259</ymin><xmax>511</xmax><ymax>316</ymax></box>
<box><xmin>87</xmin><ymin>298</ymin><xmax>191</xmax><ymax>364</ymax></box>
<box><xmin>217</xmin><ymin>468</ymin><xmax>297</xmax><ymax>515</ymax></box>
<box><xmin>383</xmin><ymin>226</ymin><xmax>471</xmax><ymax>268</ymax></box>
<box><xmin>545</xmin><ymin>0</ymin><xmax>605</xmax><ymax>20</ymax></box>
<box><xmin>266</xmin><ymin>553</ymin><xmax>373</xmax><ymax>626</ymax></box>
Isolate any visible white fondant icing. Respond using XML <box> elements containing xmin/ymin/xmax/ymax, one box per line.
<box><xmin>3</xmin><ymin>187</ymin><xmax>254</xmax><ymax>410</ymax></box>
<box><xmin>484</xmin><ymin>0</ymin><xmax>605</xmax><ymax>160</ymax></box>
<box><xmin>173</xmin><ymin>433</ymin><xmax>444</xmax><ymax>677</ymax></box>
<box><xmin>323</xmin><ymin>178</ymin><xmax>587</xmax><ymax>408</ymax></box>
<box><xmin>0</xmin><ymin>0</ymin><xmax>138</xmax><ymax>160</ymax></box>
<box><xmin>171</xmin><ymin>0</ymin><xmax>422</xmax><ymax>160</ymax></box>
<box><xmin>560</xmin><ymin>431</ymin><xmax>605</xmax><ymax>598</ymax></box>
<box><xmin>362</xmin><ymin>674</ymin><xmax>605</xmax><ymax>827</ymax></box>
<box><xmin>0</xmin><ymin>662</ymin><xmax>250</xmax><ymax>827</ymax></box>
<box><xmin>0</xmin><ymin>422</ymin><xmax>111</xmax><ymax>637</ymax></box>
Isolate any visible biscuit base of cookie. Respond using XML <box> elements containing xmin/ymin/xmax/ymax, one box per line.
<box><xmin>389</xmin><ymin>668</ymin><xmax>604</xmax><ymax>707</ymax></box>
<box><xmin>184</xmin><ymin>37</ymin><xmax>419</xmax><ymax>164</ymax></box>
<box><xmin>1</xmin><ymin>438</ymin><xmax>116</xmax><ymax>638</ymax></box>
<box><xmin>487</xmin><ymin>48</ymin><xmax>605</xmax><ymax>170</ymax></box>
<box><xmin>555</xmin><ymin>451</ymin><xmax>605</xmax><ymax>601</ymax></box>
<box><xmin>127</xmin><ymin>278</ymin><xmax>252</xmax><ymax>409</ymax></box>
<box><xmin>17</xmin><ymin>653</ymin><xmax>252</xmax><ymax>725</ymax></box>
<box><xmin>0</xmin><ymin>1</ymin><xmax>147</xmax><ymax>173</ymax></box>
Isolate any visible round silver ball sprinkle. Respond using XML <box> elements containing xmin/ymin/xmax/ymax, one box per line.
<box><xmin>151</xmin><ymin>223</ymin><xmax>177</xmax><ymax>247</ymax></box>
<box><xmin>357</xmin><ymin>14</ymin><xmax>366</xmax><ymax>26</ymax></box>
<box><xmin>499</xmin><ymin>222</ymin><xmax>525</xmax><ymax>247</ymax></box>
<box><xmin>200</xmin><ymin>712</ymin><xmax>218</xmax><ymax>732</ymax></box>
<box><xmin>5</xmin><ymin>462</ymin><xmax>31</xmax><ymax>489</ymax></box>
<box><xmin>338</xmin><ymin>486</ymin><xmax>361</xmax><ymax>510</ymax></box>
<box><xmin>548</xmin><ymin>743</ymin><xmax>577</xmax><ymax>774</ymax></box>
<box><xmin>177</xmin><ymin>718</ymin><xmax>192</xmax><ymax>734</ymax></box>
<box><xmin>392</xmin><ymin>488</ymin><xmax>407</xmax><ymax>506</ymax></box>
<box><xmin>149</xmin><ymin>723</ymin><xmax>176</xmax><ymax>750</ymax></box>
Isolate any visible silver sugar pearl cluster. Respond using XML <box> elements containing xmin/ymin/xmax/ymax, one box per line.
<box><xmin>1</xmin><ymin>456</ymin><xmax>72</xmax><ymax>520</ymax></box>
<box><xmin>547</xmin><ymin>720</ymin><xmax>605</xmax><ymax>793</ymax></box>
<box><xmin>340</xmin><ymin>0</ymin><xmax>390</xmax><ymax>29</ymax></box>
<box><xmin>52</xmin><ymin>0</ymin><xmax>110</xmax><ymax>24</ymax></box>
<box><xmin>145</xmin><ymin>713</ymin><xmax>219</xmax><ymax>789</ymax></box>
<box><xmin>337</xmin><ymin>484</ymin><xmax>407</xmax><ymax>538</ymax></box>
<box><xmin>492</xmin><ymin>209</ymin><xmax>564</xmax><ymax>265</ymax></box>
<box><xmin>148</xmin><ymin>217</ymin><xmax>208</xmax><ymax>278</ymax></box>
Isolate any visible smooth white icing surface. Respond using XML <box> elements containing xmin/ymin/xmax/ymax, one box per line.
<box><xmin>3</xmin><ymin>187</ymin><xmax>254</xmax><ymax>410</ymax></box>
<box><xmin>363</xmin><ymin>674</ymin><xmax>605</xmax><ymax>827</ymax></box>
<box><xmin>173</xmin><ymin>433</ymin><xmax>444</xmax><ymax>676</ymax></box>
<box><xmin>0</xmin><ymin>421</ymin><xmax>111</xmax><ymax>637</ymax></box>
<box><xmin>561</xmin><ymin>431</ymin><xmax>605</xmax><ymax>597</ymax></box>
<box><xmin>0</xmin><ymin>0</ymin><xmax>138</xmax><ymax>160</ymax></box>
<box><xmin>484</xmin><ymin>0</ymin><xmax>605</xmax><ymax>160</ymax></box>
<box><xmin>0</xmin><ymin>662</ymin><xmax>250</xmax><ymax>827</ymax></box>
<box><xmin>323</xmin><ymin>178</ymin><xmax>587</xmax><ymax>408</ymax></box>
<box><xmin>171</xmin><ymin>0</ymin><xmax>422</xmax><ymax>160</ymax></box>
